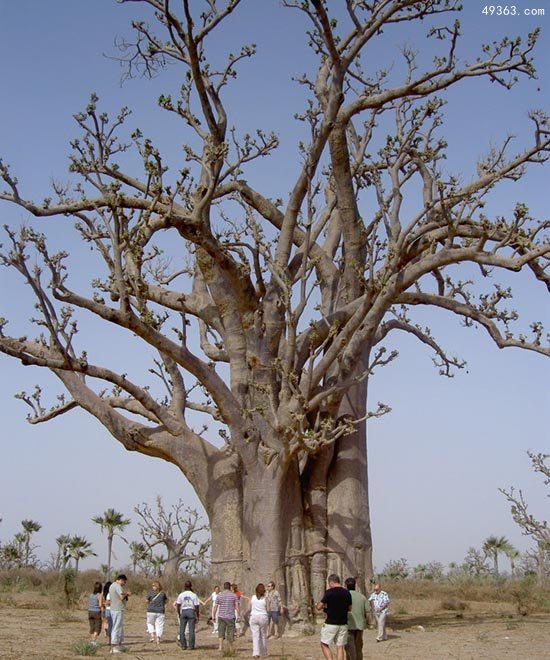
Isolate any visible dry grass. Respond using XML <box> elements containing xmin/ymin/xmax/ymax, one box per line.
<box><xmin>0</xmin><ymin>570</ymin><xmax>550</xmax><ymax>659</ymax></box>
<box><xmin>1</xmin><ymin>569</ymin><xmax>549</xmax><ymax>617</ymax></box>
<box><xmin>383</xmin><ymin>576</ymin><xmax>550</xmax><ymax>613</ymax></box>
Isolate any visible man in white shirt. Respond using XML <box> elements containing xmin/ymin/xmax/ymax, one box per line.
<box><xmin>368</xmin><ymin>583</ymin><xmax>390</xmax><ymax>642</ymax></box>
<box><xmin>173</xmin><ymin>580</ymin><xmax>200</xmax><ymax>650</ymax></box>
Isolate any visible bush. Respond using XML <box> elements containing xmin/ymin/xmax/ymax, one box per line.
<box><xmin>381</xmin><ymin>558</ymin><xmax>409</xmax><ymax>580</ymax></box>
<box><xmin>441</xmin><ymin>599</ymin><xmax>468</xmax><ymax>611</ymax></box>
<box><xmin>71</xmin><ymin>639</ymin><xmax>97</xmax><ymax>656</ymax></box>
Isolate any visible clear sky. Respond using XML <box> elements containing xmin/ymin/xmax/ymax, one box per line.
<box><xmin>0</xmin><ymin>1</ymin><xmax>548</xmax><ymax>575</ymax></box>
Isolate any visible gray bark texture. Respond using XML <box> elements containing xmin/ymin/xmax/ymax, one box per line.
<box><xmin>1</xmin><ymin>1</ymin><xmax>549</xmax><ymax>620</ymax></box>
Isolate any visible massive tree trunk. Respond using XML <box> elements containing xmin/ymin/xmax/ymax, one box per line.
<box><xmin>204</xmin><ymin>454</ymin><xmax>245</xmax><ymax>587</ymax></box>
<box><xmin>199</xmin><ymin>388</ymin><xmax>372</xmax><ymax>619</ymax></box>
<box><xmin>241</xmin><ymin>460</ymin><xmax>302</xmax><ymax>598</ymax></box>
<box><xmin>326</xmin><ymin>370</ymin><xmax>373</xmax><ymax>594</ymax></box>
<box><xmin>199</xmin><ymin>428</ymin><xmax>371</xmax><ymax>621</ymax></box>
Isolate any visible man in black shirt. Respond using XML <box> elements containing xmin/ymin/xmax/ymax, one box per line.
<box><xmin>316</xmin><ymin>574</ymin><xmax>352</xmax><ymax>660</ymax></box>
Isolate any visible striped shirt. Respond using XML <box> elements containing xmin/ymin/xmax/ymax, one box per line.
<box><xmin>216</xmin><ymin>590</ymin><xmax>238</xmax><ymax>619</ymax></box>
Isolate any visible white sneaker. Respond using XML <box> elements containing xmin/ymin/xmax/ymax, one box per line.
<box><xmin>111</xmin><ymin>648</ymin><xmax>122</xmax><ymax>654</ymax></box>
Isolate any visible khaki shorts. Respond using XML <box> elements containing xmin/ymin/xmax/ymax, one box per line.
<box><xmin>320</xmin><ymin>623</ymin><xmax>348</xmax><ymax>646</ymax></box>
<box><xmin>218</xmin><ymin>617</ymin><xmax>236</xmax><ymax>641</ymax></box>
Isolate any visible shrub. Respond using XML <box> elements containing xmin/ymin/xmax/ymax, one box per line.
<box><xmin>0</xmin><ymin>573</ymin><xmax>24</xmax><ymax>592</ymax></box>
<box><xmin>381</xmin><ymin>558</ymin><xmax>409</xmax><ymax>580</ymax></box>
<box><xmin>441</xmin><ymin>599</ymin><xmax>468</xmax><ymax>611</ymax></box>
<box><xmin>71</xmin><ymin>639</ymin><xmax>97</xmax><ymax>656</ymax></box>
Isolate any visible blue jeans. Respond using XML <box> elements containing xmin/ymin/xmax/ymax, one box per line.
<box><xmin>110</xmin><ymin>610</ymin><xmax>124</xmax><ymax>645</ymax></box>
<box><xmin>179</xmin><ymin>609</ymin><xmax>197</xmax><ymax>649</ymax></box>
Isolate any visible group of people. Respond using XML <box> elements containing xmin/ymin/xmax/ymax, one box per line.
<box><xmin>86</xmin><ymin>575</ymin><xmax>284</xmax><ymax>656</ymax></box>
<box><xmin>87</xmin><ymin>573</ymin><xmax>388</xmax><ymax>658</ymax></box>
<box><xmin>86</xmin><ymin>574</ymin><xmax>131</xmax><ymax>654</ymax></box>
<box><xmin>201</xmin><ymin>580</ymin><xmax>284</xmax><ymax>657</ymax></box>
<box><xmin>317</xmin><ymin>575</ymin><xmax>390</xmax><ymax>660</ymax></box>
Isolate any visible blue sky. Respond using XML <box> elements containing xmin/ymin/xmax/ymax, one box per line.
<box><xmin>0</xmin><ymin>1</ymin><xmax>548</xmax><ymax>575</ymax></box>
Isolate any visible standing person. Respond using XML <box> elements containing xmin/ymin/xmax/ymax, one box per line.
<box><xmin>109</xmin><ymin>574</ymin><xmax>131</xmax><ymax>654</ymax></box>
<box><xmin>368</xmin><ymin>583</ymin><xmax>390</xmax><ymax>642</ymax></box>
<box><xmin>146</xmin><ymin>580</ymin><xmax>168</xmax><ymax>645</ymax></box>
<box><xmin>265</xmin><ymin>581</ymin><xmax>283</xmax><ymax>639</ymax></box>
<box><xmin>174</xmin><ymin>580</ymin><xmax>200</xmax><ymax>650</ymax></box>
<box><xmin>87</xmin><ymin>581</ymin><xmax>104</xmax><ymax>646</ymax></box>
<box><xmin>102</xmin><ymin>581</ymin><xmax>113</xmax><ymax>647</ymax></box>
<box><xmin>231</xmin><ymin>583</ymin><xmax>244</xmax><ymax>637</ymax></box>
<box><xmin>344</xmin><ymin>577</ymin><xmax>369</xmax><ymax>660</ymax></box>
<box><xmin>201</xmin><ymin>585</ymin><xmax>220</xmax><ymax>635</ymax></box>
<box><xmin>316</xmin><ymin>574</ymin><xmax>352</xmax><ymax>660</ymax></box>
<box><xmin>248</xmin><ymin>583</ymin><xmax>269</xmax><ymax>659</ymax></box>
<box><xmin>213</xmin><ymin>581</ymin><xmax>240</xmax><ymax>655</ymax></box>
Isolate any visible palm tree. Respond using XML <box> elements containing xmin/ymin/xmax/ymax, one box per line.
<box><xmin>67</xmin><ymin>535</ymin><xmax>96</xmax><ymax>573</ymax></box>
<box><xmin>483</xmin><ymin>535</ymin><xmax>513</xmax><ymax>577</ymax></box>
<box><xmin>13</xmin><ymin>532</ymin><xmax>26</xmax><ymax>566</ymax></box>
<box><xmin>54</xmin><ymin>534</ymin><xmax>72</xmax><ymax>571</ymax></box>
<box><xmin>92</xmin><ymin>508</ymin><xmax>130</xmax><ymax>578</ymax></box>
<box><xmin>505</xmin><ymin>545</ymin><xmax>520</xmax><ymax>578</ymax></box>
<box><xmin>129</xmin><ymin>541</ymin><xmax>149</xmax><ymax>574</ymax></box>
<box><xmin>149</xmin><ymin>554</ymin><xmax>166</xmax><ymax>578</ymax></box>
<box><xmin>21</xmin><ymin>519</ymin><xmax>41</xmax><ymax>566</ymax></box>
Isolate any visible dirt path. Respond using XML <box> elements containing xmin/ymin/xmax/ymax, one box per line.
<box><xmin>0</xmin><ymin>597</ymin><xmax>549</xmax><ymax>659</ymax></box>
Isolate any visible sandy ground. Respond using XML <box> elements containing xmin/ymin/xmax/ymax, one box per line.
<box><xmin>0</xmin><ymin>592</ymin><xmax>549</xmax><ymax>659</ymax></box>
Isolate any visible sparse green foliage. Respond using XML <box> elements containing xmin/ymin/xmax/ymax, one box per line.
<box><xmin>54</xmin><ymin>535</ymin><xmax>72</xmax><ymax>572</ymax></box>
<box><xmin>129</xmin><ymin>541</ymin><xmax>150</xmax><ymax>574</ymax></box>
<box><xmin>0</xmin><ymin>542</ymin><xmax>23</xmax><ymax>570</ymax></box>
<box><xmin>21</xmin><ymin>519</ymin><xmax>41</xmax><ymax>567</ymax></box>
<box><xmin>381</xmin><ymin>558</ymin><xmax>409</xmax><ymax>580</ymax></box>
<box><xmin>67</xmin><ymin>536</ymin><xmax>96</xmax><ymax>574</ymax></box>
<box><xmin>62</xmin><ymin>568</ymin><xmax>78</xmax><ymax>608</ymax></box>
<box><xmin>71</xmin><ymin>639</ymin><xmax>98</xmax><ymax>656</ymax></box>
<box><xmin>483</xmin><ymin>536</ymin><xmax>514</xmax><ymax>578</ymax></box>
<box><xmin>462</xmin><ymin>547</ymin><xmax>490</xmax><ymax>577</ymax></box>
<box><xmin>413</xmin><ymin>561</ymin><xmax>445</xmax><ymax>581</ymax></box>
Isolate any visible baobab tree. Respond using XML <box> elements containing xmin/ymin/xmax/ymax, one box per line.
<box><xmin>500</xmin><ymin>451</ymin><xmax>550</xmax><ymax>582</ymax></box>
<box><xmin>0</xmin><ymin>1</ymin><xmax>548</xmax><ymax>617</ymax></box>
<box><xmin>135</xmin><ymin>497</ymin><xmax>210</xmax><ymax>576</ymax></box>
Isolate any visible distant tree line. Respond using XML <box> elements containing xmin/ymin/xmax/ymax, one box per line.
<box><xmin>376</xmin><ymin>450</ymin><xmax>550</xmax><ymax>584</ymax></box>
<box><xmin>378</xmin><ymin>537</ymin><xmax>527</xmax><ymax>582</ymax></box>
<box><xmin>0</xmin><ymin>497</ymin><xmax>209</xmax><ymax>578</ymax></box>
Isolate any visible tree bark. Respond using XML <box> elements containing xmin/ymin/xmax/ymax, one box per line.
<box><xmin>205</xmin><ymin>453</ymin><xmax>245</xmax><ymax>588</ymax></box>
<box><xmin>326</xmin><ymin>385</ymin><xmax>373</xmax><ymax>594</ymax></box>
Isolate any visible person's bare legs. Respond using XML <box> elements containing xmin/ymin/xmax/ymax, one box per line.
<box><xmin>321</xmin><ymin>642</ymin><xmax>334</xmax><ymax>660</ymax></box>
<box><xmin>336</xmin><ymin>644</ymin><xmax>346</xmax><ymax>660</ymax></box>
